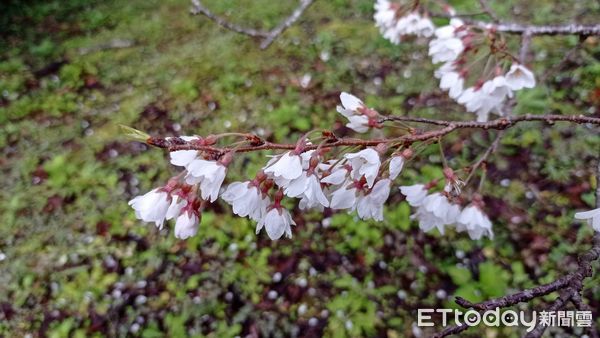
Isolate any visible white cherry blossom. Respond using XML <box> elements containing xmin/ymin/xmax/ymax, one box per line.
<box><xmin>128</xmin><ymin>188</ymin><xmax>171</xmax><ymax>228</ymax></box>
<box><xmin>505</xmin><ymin>63</ymin><xmax>536</xmax><ymax>90</ymax></box>
<box><xmin>429</xmin><ymin>37</ymin><xmax>464</xmax><ymax>64</ymax></box>
<box><xmin>257</xmin><ymin>208</ymin><xmax>295</xmax><ymax>240</ymax></box>
<box><xmin>574</xmin><ymin>208</ymin><xmax>600</xmax><ymax>232</ymax></box>
<box><xmin>345</xmin><ymin>148</ymin><xmax>381</xmax><ymax>187</ymax></box>
<box><xmin>166</xmin><ymin>195</ymin><xmax>187</xmax><ymax>221</ymax></box>
<box><xmin>337</xmin><ymin>92</ymin><xmax>370</xmax><ymax>133</ymax></box>
<box><xmin>356</xmin><ymin>179</ymin><xmax>391</xmax><ymax>221</ymax></box>
<box><xmin>399</xmin><ymin>184</ymin><xmax>427</xmax><ymax>206</ymax></box>
<box><xmin>174</xmin><ymin>211</ymin><xmax>200</xmax><ymax>239</ymax></box>
<box><xmin>330</xmin><ymin>182</ymin><xmax>358</xmax><ymax>210</ymax></box>
<box><xmin>456</xmin><ymin>205</ymin><xmax>494</xmax><ymax>240</ymax></box>
<box><xmin>412</xmin><ymin>193</ymin><xmax>460</xmax><ymax>234</ymax></box>
<box><xmin>264</xmin><ymin>151</ymin><xmax>304</xmax><ymax>180</ymax></box>
<box><xmin>440</xmin><ymin>71</ymin><xmax>464</xmax><ymax>99</ymax></box>
<box><xmin>222</xmin><ymin>181</ymin><xmax>265</xmax><ymax>220</ymax></box>
<box><xmin>185</xmin><ymin>159</ymin><xmax>227</xmax><ymax>202</ymax></box>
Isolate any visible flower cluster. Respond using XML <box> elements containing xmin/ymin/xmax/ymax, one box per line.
<box><xmin>374</xmin><ymin>0</ymin><xmax>434</xmax><ymax>44</ymax></box>
<box><xmin>400</xmin><ymin>178</ymin><xmax>493</xmax><ymax>240</ymax></box>
<box><xmin>430</xmin><ymin>19</ymin><xmax>536</xmax><ymax>121</ymax></box>
<box><xmin>373</xmin><ymin>2</ymin><xmax>538</xmax><ymax>122</ymax></box>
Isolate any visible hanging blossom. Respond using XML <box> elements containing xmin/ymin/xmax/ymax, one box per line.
<box><xmin>574</xmin><ymin>208</ymin><xmax>600</xmax><ymax>232</ymax></box>
<box><xmin>374</xmin><ymin>0</ymin><xmax>435</xmax><ymax>44</ymax></box>
<box><xmin>256</xmin><ymin>190</ymin><xmax>295</xmax><ymax>240</ymax></box>
<box><xmin>129</xmin><ymin>178</ymin><xmax>203</xmax><ymax>239</ymax></box>
<box><xmin>221</xmin><ymin>171</ymin><xmax>271</xmax><ymax>222</ymax></box>
<box><xmin>336</xmin><ymin>92</ymin><xmax>381</xmax><ymax>133</ymax></box>
<box><xmin>427</xmin><ymin>17</ymin><xmax>536</xmax><ymax>121</ymax></box>
<box><xmin>456</xmin><ymin>203</ymin><xmax>494</xmax><ymax>240</ymax></box>
<box><xmin>400</xmin><ymin>171</ymin><xmax>493</xmax><ymax>239</ymax></box>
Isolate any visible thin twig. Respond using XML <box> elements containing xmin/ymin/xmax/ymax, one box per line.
<box><xmin>260</xmin><ymin>0</ymin><xmax>314</xmax><ymax>49</ymax></box>
<box><xmin>463</xmin><ymin>130</ymin><xmax>504</xmax><ymax>186</ymax></box>
<box><xmin>519</xmin><ymin>29</ymin><xmax>533</xmax><ymax>63</ymax></box>
<box><xmin>190</xmin><ymin>0</ymin><xmax>269</xmax><ymax>38</ymax></box>
<box><xmin>148</xmin><ymin>114</ymin><xmax>600</xmax><ymax>154</ymax></box>
<box><xmin>478</xmin><ymin>0</ymin><xmax>500</xmax><ymax>23</ymax></box>
<box><xmin>190</xmin><ymin>0</ymin><xmax>314</xmax><ymax>49</ymax></box>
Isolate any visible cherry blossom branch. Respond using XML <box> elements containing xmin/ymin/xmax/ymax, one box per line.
<box><xmin>433</xmin><ymin>159</ymin><xmax>600</xmax><ymax>338</ymax></box>
<box><xmin>146</xmin><ymin>114</ymin><xmax>600</xmax><ymax>154</ymax></box>
<box><xmin>190</xmin><ymin>0</ymin><xmax>314</xmax><ymax>49</ymax></box>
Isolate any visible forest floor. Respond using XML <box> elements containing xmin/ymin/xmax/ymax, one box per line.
<box><xmin>1</xmin><ymin>0</ymin><xmax>599</xmax><ymax>336</ymax></box>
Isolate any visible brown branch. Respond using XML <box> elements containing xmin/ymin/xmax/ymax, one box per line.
<box><xmin>147</xmin><ymin>114</ymin><xmax>600</xmax><ymax>154</ymax></box>
<box><xmin>190</xmin><ymin>0</ymin><xmax>314</xmax><ymax>49</ymax></box>
<box><xmin>190</xmin><ymin>0</ymin><xmax>269</xmax><ymax>38</ymax></box>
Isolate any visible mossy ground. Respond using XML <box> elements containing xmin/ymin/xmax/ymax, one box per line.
<box><xmin>1</xmin><ymin>0</ymin><xmax>599</xmax><ymax>336</ymax></box>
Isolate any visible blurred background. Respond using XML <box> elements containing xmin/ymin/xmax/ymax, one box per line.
<box><xmin>1</xmin><ymin>0</ymin><xmax>600</xmax><ymax>336</ymax></box>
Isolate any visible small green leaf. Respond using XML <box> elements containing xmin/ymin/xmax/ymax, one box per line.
<box><xmin>119</xmin><ymin>124</ymin><xmax>150</xmax><ymax>141</ymax></box>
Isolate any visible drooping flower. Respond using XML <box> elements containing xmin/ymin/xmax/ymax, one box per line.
<box><xmin>411</xmin><ymin>193</ymin><xmax>460</xmax><ymax>234</ymax></box>
<box><xmin>257</xmin><ymin>208</ymin><xmax>295</xmax><ymax>240</ymax></box>
<box><xmin>574</xmin><ymin>208</ymin><xmax>600</xmax><ymax>232</ymax></box>
<box><xmin>286</xmin><ymin>173</ymin><xmax>329</xmax><ymax>208</ymax></box>
<box><xmin>320</xmin><ymin>162</ymin><xmax>350</xmax><ymax>186</ymax></box>
<box><xmin>355</xmin><ymin>179</ymin><xmax>391</xmax><ymax>221</ymax></box>
<box><xmin>185</xmin><ymin>159</ymin><xmax>227</xmax><ymax>202</ymax></box>
<box><xmin>458</xmin><ymin>76</ymin><xmax>513</xmax><ymax>122</ymax></box>
<box><xmin>174</xmin><ymin>210</ymin><xmax>200</xmax><ymax>239</ymax></box>
<box><xmin>389</xmin><ymin>155</ymin><xmax>405</xmax><ymax>180</ymax></box>
<box><xmin>456</xmin><ymin>205</ymin><xmax>494</xmax><ymax>239</ymax></box>
<box><xmin>221</xmin><ymin>181</ymin><xmax>265</xmax><ymax>220</ymax></box>
<box><xmin>399</xmin><ymin>184</ymin><xmax>428</xmax><ymax>206</ymax></box>
<box><xmin>166</xmin><ymin>194</ymin><xmax>187</xmax><ymax>221</ymax></box>
<box><xmin>345</xmin><ymin>148</ymin><xmax>381</xmax><ymax>188</ymax></box>
<box><xmin>263</xmin><ymin>151</ymin><xmax>304</xmax><ymax>180</ymax></box>
<box><xmin>128</xmin><ymin>188</ymin><xmax>171</xmax><ymax>228</ymax></box>
<box><xmin>505</xmin><ymin>63</ymin><xmax>536</xmax><ymax>90</ymax></box>
<box><xmin>440</xmin><ymin>71</ymin><xmax>464</xmax><ymax>99</ymax></box>
<box><xmin>330</xmin><ymin>182</ymin><xmax>358</xmax><ymax>210</ymax></box>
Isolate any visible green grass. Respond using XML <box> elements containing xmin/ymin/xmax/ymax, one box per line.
<box><xmin>0</xmin><ymin>0</ymin><xmax>599</xmax><ymax>336</ymax></box>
